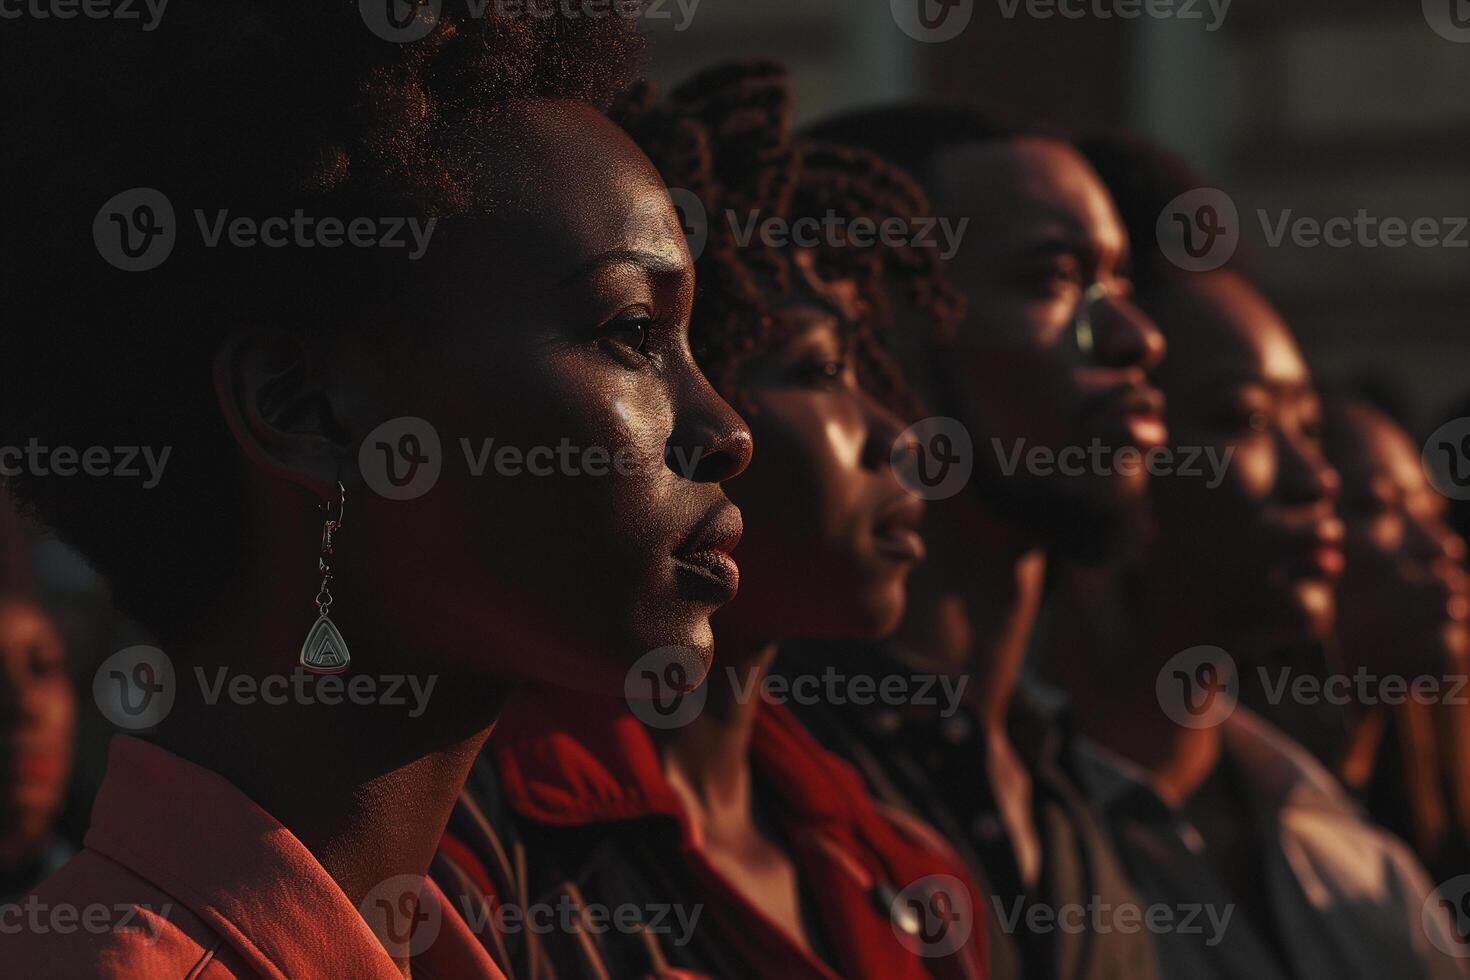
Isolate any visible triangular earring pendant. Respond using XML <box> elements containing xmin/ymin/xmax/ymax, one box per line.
<box><xmin>300</xmin><ymin>614</ymin><xmax>351</xmax><ymax>674</ymax></box>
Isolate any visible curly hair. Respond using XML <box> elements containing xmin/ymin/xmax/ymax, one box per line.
<box><xmin>0</xmin><ymin>2</ymin><xmax>647</xmax><ymax>636</ymax></box>
<box><xmin>612</xmin><ymin>61</ymin><xmax>964</xmax><ymax>417</ymax></box>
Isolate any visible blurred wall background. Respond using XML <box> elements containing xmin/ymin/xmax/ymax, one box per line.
<box><xmin>646</xmin><ymin>0</ymin><xmax>1470</xmax><ymax>432</ymax></box>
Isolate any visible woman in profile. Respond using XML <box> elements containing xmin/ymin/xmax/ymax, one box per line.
<box><xmin>435</xmin><ymin>61</ymin><xmax>987</xmax><ymax>979</ymax></box>
<box><xmin>1323</xmin><ymin>392</ymin><xmax>1470</xmax><ymax>884</ymax></box>
<box><xmin>0</xmin><ymin>5</ymin><xmax>749</xmax><ymax>977</ymax></box>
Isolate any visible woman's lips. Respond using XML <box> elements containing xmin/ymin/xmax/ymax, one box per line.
<box><xmin>1123</xmin><ymin>412</ymin><xmax>1168</xmax><ymax>451</ymax></box>
<box><xmin>1085</xmin><ymin>385</ymin><xmax>1169</xmax><ymax>451</ymax></box>
<box><xmin>873</xmin><ymin>527</ymin><xmax>926</xmax><ymax>564</ymax></box>
<box><xmin>1275</xmin><ymin>518</ymin><xmax>1346</xmax><ymax>582</ymax></box>
<box><xmin>872</xmin><ymin>494</ymin><xmax>926</xmax><ymax>564</ymax></box>
<box><xmin>0</xmin><ymin>745</ymin><xmax>64</xmax><ymax>786</ymax></box>
<box><xmin>674</xmin><ymin>504</ymin><xmax>743</xmax><ymax>603</ymax></box>
<box><xmin>1310</xmin><ymin>544</ymin><xmax>1346</xmax><ymax>579</ymax></box>
<box><xmin>673</xmin><ymin>550</ymin><xmax>740</xmax><ymax>602</ymax></box>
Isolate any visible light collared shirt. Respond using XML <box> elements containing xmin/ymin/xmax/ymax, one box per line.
<box><xmin>4</xmin><ymin>736</ymin><xmax>506</xmax><ymax>979</ymax></box>
<box><xmin>1073</xmin><ymin>706</ymin><xmax>1468</xmax><ymax>980</ymax></box>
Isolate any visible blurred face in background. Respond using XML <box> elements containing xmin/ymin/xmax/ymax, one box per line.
<box><xmin>1141</xmin><ymin>271</ymin><xmax>1342</xmax><ymax>650</ymax></box>
<box><xmin>1325</xmin><ymin>400</ymin><xmax>1470</xmax><ymax>677</ymax></box>
<box><xmin>919</xmin><ymin>137</ymin><xmax>1167</xmax><ymax>559</ymax></box>
<box><xmin>715</xmin><ymin>257</ymin><xmax>924</xmax><ymax>643</ymax></box>
<box><xmin>0</xmin><ymin>598</ymin><xmax>74</xmax><ymax>863</ymax></box>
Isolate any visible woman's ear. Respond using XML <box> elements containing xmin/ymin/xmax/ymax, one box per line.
<box><xmin>213</xmin><ymin>329</ymin><xmax>357</xmax><ymax>498</ymax></box>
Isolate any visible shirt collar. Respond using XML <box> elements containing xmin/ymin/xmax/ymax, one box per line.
<box><xmin>84</xmin><ymin>735</ymin><xmax>503</xmax><ymax>979</ymax></box>
<box><xmin>1072</xmin><ymin>706</ymin><xmax>1354</xmax><ymax>823</ymax></box>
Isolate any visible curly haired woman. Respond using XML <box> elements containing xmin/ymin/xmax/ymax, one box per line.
<box><xmin>0</xmin><ymin>4</ymin><xmax>750</xmax><ymax>976</ymax></box>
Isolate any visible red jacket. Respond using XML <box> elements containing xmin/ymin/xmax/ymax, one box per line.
<box><xmin>438</xmin><ymin>684</ymin><xmax>988</xmax><ymax>979</ymax></box>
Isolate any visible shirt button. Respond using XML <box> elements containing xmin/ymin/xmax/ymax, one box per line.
<box><xmin>972</xmin><ymin>813</ymin><xmax>1004</xmax><ymax>842</ymax></box>
<box><xmin>941</xmin><ymin>714</ymin><xmax>973</xmax><ymax>744</ymax></box>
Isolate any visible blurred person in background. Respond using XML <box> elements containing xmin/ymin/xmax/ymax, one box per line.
<box><xmin>0</xmin><ymin>495</ymin><xmax>77</xmax><ymax>904</ymax></box>
<box><xmin>1322</xmin><ymin>391</ymin><xmax>1470</xmax><ymax>886</ymax></box>
<box><xmin>433</xmin><ymin>62</ymin><xmax>989</xmax><ymax>980</ymax></box>
<box><xmin>1040</xmin><ymin>134</ymin><xmax>1467</xmax><ymax>980</ymax></box>
<box><xmin>784</xmin><ymin>104</ymin><xmax>1168</xmax><ymax>980</ymax></box>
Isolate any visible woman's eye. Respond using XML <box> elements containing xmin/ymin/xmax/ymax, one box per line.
<box><xmin>1208</xmin><ymin>409</ymin><xmax>1266</xmax><ymax>434</ymax></box>
<box><xmin>600</xmin><ymin>311</ymin><xmax>652</xmax><ymax>356</ymax></box>
<box><xmin>1020</xmin><ymin>259</ymin><xmax>1083</xmax><ymax>297</ymax></box>
<box><xmin>798</xmin><ymin>358</ymin><xmax>847</xmax><ymax>388</ymax></box>
<box><xmin>27</xmin><ymin>646</ymin><xmax>62</xmax><ymax>678</ymax></box>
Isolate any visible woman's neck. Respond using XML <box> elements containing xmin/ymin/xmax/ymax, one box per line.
<box><xmin>149</xmin><ymin>610</ymin><xmax>510</xmax><ymax>977</ymax></box>
<box><xmin>658</xmin><ymin>630</ymin><xmax>777</xmax><ymax>826</ymax></box>
<box><xmin>894</xmin><ymin>507</ymin><xmax>1045</xmax><ymax>732</ymax></box>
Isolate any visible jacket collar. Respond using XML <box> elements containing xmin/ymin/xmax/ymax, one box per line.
<box><xmin>490</xmin><ymin>683</ymin><xmax>872</xmax><ymax>835</ymax></box>
<box><xmin>85</xmin><ymin>735</ymin><xmax>504</xmax><ymax>979</ymax></box>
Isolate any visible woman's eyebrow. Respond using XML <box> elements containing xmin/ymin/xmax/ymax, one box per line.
<box><xmin>555</xmin><ymin>248</ymin><xmax>688</xmax><ymax>286</ymax></box>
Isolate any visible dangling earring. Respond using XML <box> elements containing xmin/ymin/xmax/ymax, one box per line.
<box><xmin>300</xmin><ymin>481</ymin><xmax>351</xmax><ymax>674</ymax></box>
